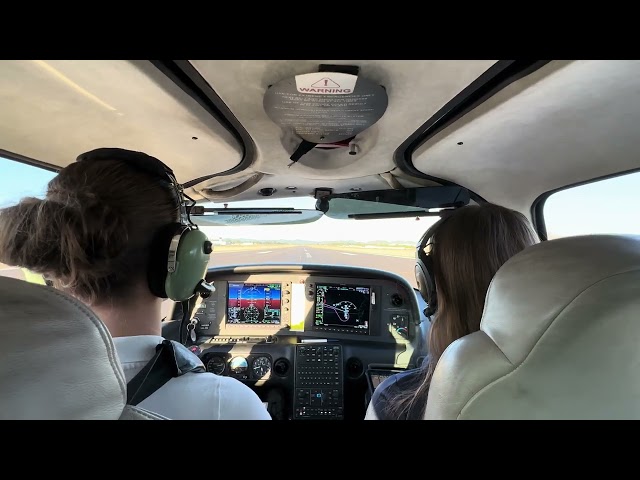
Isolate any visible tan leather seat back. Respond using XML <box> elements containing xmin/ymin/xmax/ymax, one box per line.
<box><xmin>425</xmin><ymin>235</ymin><xmax>640</xmax><ymax>419</ymax></box>
<box><xmin>0</xmin><ymin>276</ymin><xmax>164</xmax><ymax>419</ymax></box>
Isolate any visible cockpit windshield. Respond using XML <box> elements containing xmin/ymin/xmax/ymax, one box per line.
<box><xmin>195</xmin><ymin>197</ymin><xmax>438</xmax><ymax>288</ymax></box>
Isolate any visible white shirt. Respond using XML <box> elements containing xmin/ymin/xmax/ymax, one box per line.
<box><xmin>114</xmin><ymin>335</ymin><xmax>271</xmax><ymax>420</ymax></box>
<box><xmin>364</xmin><ymin>402</ymin><xmax>379</xmax><ymax>419</ymax></box>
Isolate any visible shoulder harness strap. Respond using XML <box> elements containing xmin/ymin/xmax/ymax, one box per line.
<box><xmin>126</xmin><ymin>339</ymin><xmax>206</xmax><ymax>407</ymax></box>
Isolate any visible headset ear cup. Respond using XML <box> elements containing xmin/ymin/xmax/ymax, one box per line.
<box><xmin>416</xmin><ymin>253</ymin><xmax>437</xmax><ymax>316</ymax></box>
<box><xmin>165</xmin><ymin>228</ymin><xmax>211</xmax><ymax>302</ymax></box>
<box><xmin>416</xmin><ymin>217</ymin><xmax>448</xmax><ymax>317</ymax></box>
<box><xmin>415</xmin><ymin>260</ymin><xmax>430</xmax><ymax>303</ymax></box>
<box><xmin>147</xmin><ymin>223</ymin><xmax>183</xmax><ymax>298</ymax></box>
<box><xmin>423</xmin><ymin>255</ymin><xmax>436</xmax><ymax>305</ymax></box>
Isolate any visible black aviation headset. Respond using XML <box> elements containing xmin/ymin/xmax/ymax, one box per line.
<box><xmin>415</xmin><ymin>211</ymin><xmax>456</xmax><ymax>318</ymax></box>
<box><xmin>75</xmin><ymin>148</ymin><xmax>215</xmax><ymax>306</ymax></box>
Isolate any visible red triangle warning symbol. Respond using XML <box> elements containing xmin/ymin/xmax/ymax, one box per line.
<box><xmin>311</xmin><ymin>77</ymin><xmax>340</xmax><ymax>88</ymax></box>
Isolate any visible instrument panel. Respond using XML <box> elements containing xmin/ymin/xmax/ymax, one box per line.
<box><xmin>193</xmin><ymin>271</ymin><xmax>416</xmax><ymax>344</ymax></box>
<box><xmin>205</xmin><ymin>353</ymin><xmax>273</xmax><ymax>381</ymax></box>
<box><xmin>184</xmin><ymin>265</ymin><xmax>428</xmax><ymax>420</ymax></box>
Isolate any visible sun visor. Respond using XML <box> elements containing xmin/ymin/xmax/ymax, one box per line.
<box><xmin>191</xmin><ymin>208</ymin><xmax>323</xmax><ymax>226</ymax></box>
<box><xmin>0</xmin><ymin>60</ymin><xmax>244</xmax><ymax>183</ymax></box>
<box><xmin>263</xmin><ymin>65</ymin><xmax>388</xmax><ymax>166</ymax></box>
<box><xmin>318</xmin><ymin>186</ymin><xmax>471</xmax><ymax>219</ymax></box>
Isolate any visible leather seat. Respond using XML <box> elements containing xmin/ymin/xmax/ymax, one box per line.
<box><xmin>0</xmin><ymin>276</ymin><xmax>166</xmax><ymax>419</ymax></box>
<box><xmin>425</xmin><ymin>234</ymin><xmax>640</xmax><ymax>420</ymax></box>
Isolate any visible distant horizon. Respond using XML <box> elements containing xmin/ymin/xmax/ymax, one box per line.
<box><xmin>200</xmin><ymin>234</ymin><xmax>416</xmax><ymax>246</ymax></box>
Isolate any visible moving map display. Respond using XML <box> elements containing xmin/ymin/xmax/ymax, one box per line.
<box><xmin>315</xmin><ymin>284</ymin><xmax>370</xmax><ymax>332</ymax></box>
<box><xmin>227</xmin><ymin>282</ymin><xmax>282</xmax><ymax>325</ymax></box>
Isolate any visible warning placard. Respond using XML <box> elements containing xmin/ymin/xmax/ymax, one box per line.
<box><xmin>264</xmin><ymin>72</ymin><xmax>388</xmax><ymax>144</ymax></box>
<box><xmin>294</xmin><ymin>72</ymin><xmax>359</xmax><ymax>95</ymax></box>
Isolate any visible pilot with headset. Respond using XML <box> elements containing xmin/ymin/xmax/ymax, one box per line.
<box><xmin>0</xmin><ymin>148</ymin><xmax>271</xmax><ymax>420</ymax></box>
<box><xmin>86</xmin><ymin>149</ymin><xmax>272</xmax><ymax>420</ymax></box>
<box><xmin>363</xmin><ymin>215</ymin><xmax>446</xmax><ymax>421</ymax></box>
<box><xmin>363</xmin><ymin>204</ymin><xmax>538</xmax><ymax>420</ymax></box>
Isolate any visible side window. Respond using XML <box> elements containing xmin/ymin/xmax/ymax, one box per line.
<box><xmin>0</xmin><ymin>155</ymin><xmax>57</xmax><ymax>283</ymax></box>
<box><xmin>543</xmin><ymin>170</ymin><xmax>640</xmax><ymax>239</ymax></box>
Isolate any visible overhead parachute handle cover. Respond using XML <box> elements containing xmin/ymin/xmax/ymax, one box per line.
<box><xmin>263</xmin><ymin>64</ymin><xmax>389</xmax><ymax>166</ymax></box>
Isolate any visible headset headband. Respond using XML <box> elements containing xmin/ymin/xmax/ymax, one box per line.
<box><xmin>75</xmin><ymin>147</ymin><xmax>190</xmax><ymax>226</ymax></box>
<box><xmin>416</xmin><ymin>210</ymin><xmax>456</xmax><ymax>256</ymax></box>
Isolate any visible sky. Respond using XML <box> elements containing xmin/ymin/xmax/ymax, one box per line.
<box><xmin>543</xmin><ymin>172</ymin><xmax>640</xmax><ymax>237</ymax></box>
<box><xmin>1</xmin><ymin>156</ymin><xmax>639</xmax><ymax>242</ymax></box>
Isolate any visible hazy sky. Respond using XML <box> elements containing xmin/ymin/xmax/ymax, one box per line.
<box><xmin>1</xmin><ymin>156</ymin><xmax>639</xmax><ymax>242</ymax></box>
<box><xmin>543</xmin><ymin>172</ymin><xmax>640</xmax><ymax>237</ymax></box>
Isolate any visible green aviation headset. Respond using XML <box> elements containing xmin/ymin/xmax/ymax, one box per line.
<box><xmin>76</xmin><ymin>147</ymin><xmax>214</xmax><ymax>303</ymax></box>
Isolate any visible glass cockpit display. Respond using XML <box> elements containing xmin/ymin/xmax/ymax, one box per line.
<box><xmin>314</xmin><ymin>284</ymin><xmax>370</xmax><ymax>332</ymax></box>
<box><xmin>227</xmin><ymin>282</ymin><xmax>281</xmax><ymax>325</ymax></box>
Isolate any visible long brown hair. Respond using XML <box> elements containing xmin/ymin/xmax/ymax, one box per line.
<box><xmin>0</xmin><ymin>157</ymin><xmax>178</xmax><ymax>304</ymax></box>
<box><xmin>386</xmin><ymin>203</ymin><xmax>539</xmax><ymax>419</ymax></box>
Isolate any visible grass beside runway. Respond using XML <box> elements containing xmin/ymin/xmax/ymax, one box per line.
<box><xmin>210</xmin><ymin>244</ymin><xmax>415</xmax><ymax>259</ymax></box>
<box><xmin>210</xmin><ymin>244</ymin><xmax>293</xmax><ymax>253</ymax></box>
<box><xmin>310</xmin><ymin>244</ymin><xmax>415</xmax><ymax>259</ymax></box>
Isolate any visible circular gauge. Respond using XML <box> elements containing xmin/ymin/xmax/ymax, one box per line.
<box><xmin>244</xmin><ymin>304</ymin><xmax>260</xmax><ymax>322</ymax></box>
<box><xmin>206</xmin><ymin>356</ymin><xmax>226</xmax><ymax>375</ymax></box>
<box><xmin>252</xmin><ymin>356</ymin><xmax>272</xmax><ymax>379</ymax></box>
<box><xmin>229</xmin><ymin>356</ymin><xmax>248</xmax><ymax>374</ymax></box>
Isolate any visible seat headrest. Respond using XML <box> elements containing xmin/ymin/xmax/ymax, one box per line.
<box><xmin>0</xmin><ymin>276</ymin><xmax>127</xmax><ymax>419</ymax></box>
<box><xmin>481</xmin><ymin>234</ymin><xmax>640</xmax><ymax>364</ymax></box>
<box><xmin>425</xmin><ymin>234</ymin><xmax>640</xmax><ymax>419</ymax></box>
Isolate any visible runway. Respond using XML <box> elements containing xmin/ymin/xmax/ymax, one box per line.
<box><xmin>208</xmin><ymin>246</ymin><xmax>417</xmax><ymax>289</ymax></box>
<box><xmin>0</xmin><ymin>247</ymin><xmax>418</xmax><ymax>290</ymax></box>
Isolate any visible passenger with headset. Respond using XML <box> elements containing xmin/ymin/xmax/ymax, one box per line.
<box><xmin>0</xmin><ymin>148</ymin><xmax>271</xmax><ymax>420</ymax></box>
<box><xmin>364</xmin><ymin>203</ymin><xmax>538</xmax><ymax>420</ymax></box>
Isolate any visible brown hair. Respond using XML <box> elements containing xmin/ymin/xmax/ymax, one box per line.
<box><xmin>387</xmin><ymin>203</ymin><xmax>539</xmax><ymax>419</ymax></box>
<box><xmin>0</xmin><ymin>158</ymin><xmax>178</xmax><ymax>304</ymax></box>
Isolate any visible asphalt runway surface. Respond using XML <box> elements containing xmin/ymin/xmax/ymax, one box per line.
<box><xmin>0</xmin><ymin>247</ymin><xmax>418</xmax><ymax>289</ymax></box>
<box><xmin>208</xmin><ymin>246</ymin><xmax>417</xmax><ymax>289</ymax></box>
